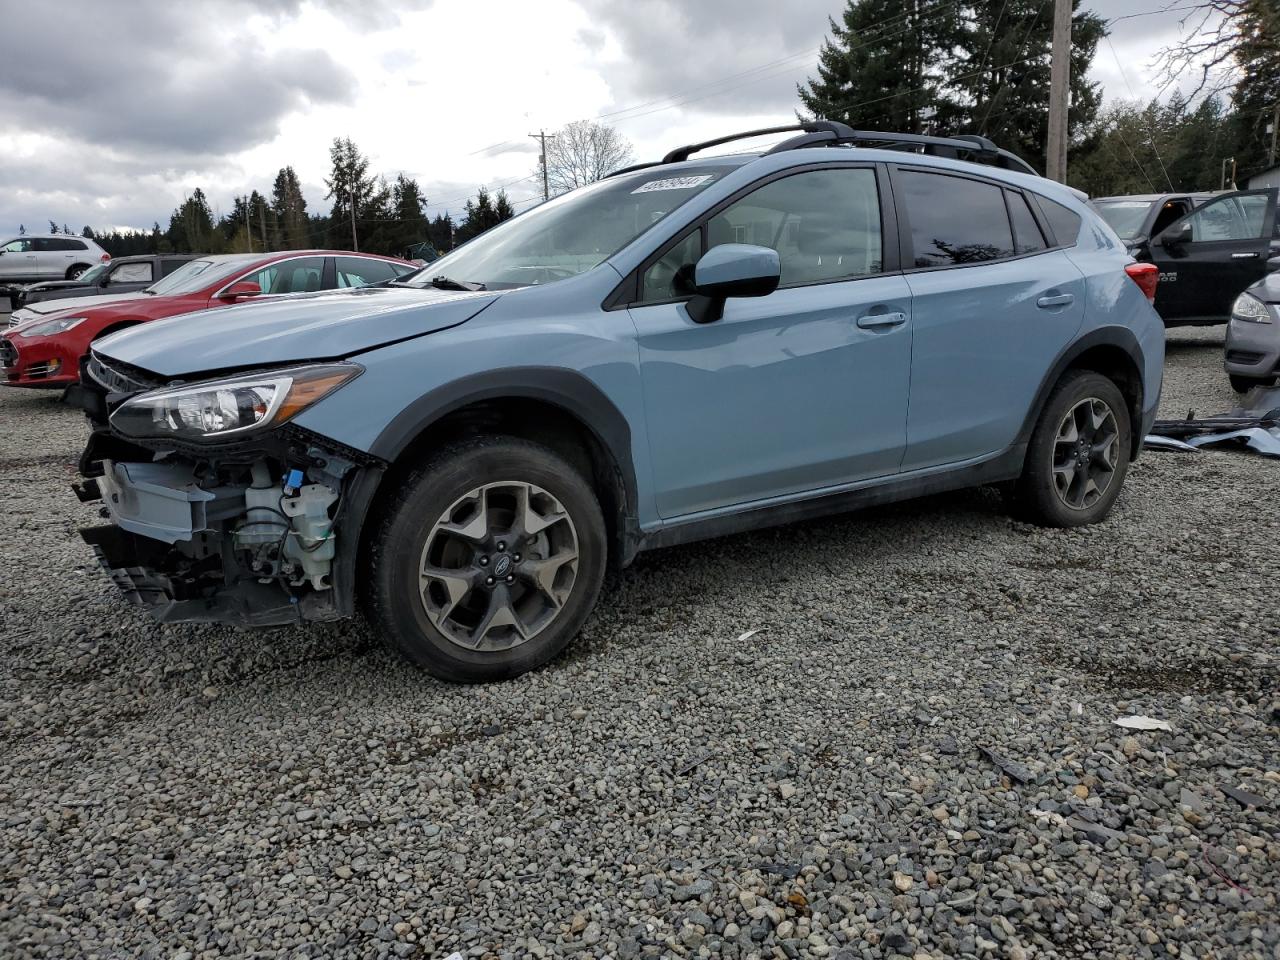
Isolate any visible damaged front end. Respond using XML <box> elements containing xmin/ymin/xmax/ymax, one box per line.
<box><xmin>75</xmin><ymin>353</ymin><xmax>384</xmax><ymax>626</ymax></box>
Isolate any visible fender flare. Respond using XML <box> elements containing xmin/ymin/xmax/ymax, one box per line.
<box><xmin>368</xmin><ymin>364</ymin><xmax>641</xmax><ymax>528</ymax></box>
<box><xmin>1016</xmin><ymin>325</ymin><xmax>1148</xmax><ymax>454</ymax></box>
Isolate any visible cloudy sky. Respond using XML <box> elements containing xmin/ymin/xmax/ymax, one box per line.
<box><xmin>0</xmin><ymin>0</ymin><xmax>1216</xmax><ymax>236</ymax></box>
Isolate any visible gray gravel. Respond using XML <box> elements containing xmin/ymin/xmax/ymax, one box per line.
<box><xmin>1</xmin><ymin>325</ymin><xmax>1277</xmax><ymax>960</ymax></box>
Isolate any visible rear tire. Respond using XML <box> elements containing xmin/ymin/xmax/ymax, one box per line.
<box><xmin>66</xmin><ymin>264</ymin><xmax>90</xmax><ymax>280</ymax></box>
<box><xmin>1012</xmin><ymin>371</ymin><xmax>1132</xmax><ymax>528</ymax></box>
<box><xmin>367</xmin><ymin>436</ymin><xmax>607</xmax><ymax>683</ymax></box>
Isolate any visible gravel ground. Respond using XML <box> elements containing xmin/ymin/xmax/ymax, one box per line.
<box><xmin>1</xmin><ymin>325</ymin><xmax>1277</xmax><ymax>960</ymax></box>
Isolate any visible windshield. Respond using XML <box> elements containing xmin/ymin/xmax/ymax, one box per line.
<box><xmin>144</xmin><ymin>258</ymin><xmax>248</xmax><ymax>296</ymax></box>
<box><xmin>75</xmin><ymin>263</ymin><xmax>110</xmax><ymax>284</ymax></box>
<box><xmin>405</xmin><ymin>165</ymin><xmax>738</xmax><ymax>290</ymax></box>
<box><xmin>1091</xmin><ymin>200</ymin><xmax>1153</xmax><ymax>241</ymax></box>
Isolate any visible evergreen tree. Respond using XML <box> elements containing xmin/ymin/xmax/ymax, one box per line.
<box><xmin>167</xmin><ymin>188</ymin><xmax>218</xmax><ymax>253</ymax></box>
<box><xmin>324</xmin><ymin>136</ymin><xmax>378</xmax><ymax>251</ymax></box>
<box><xmin>947</xmin><ymin>0</ymin><xmax>1106</xmax><ymax>172</ymax></box>
<box><xmin>427</xmin><ymin>213</ymin><xmax>455</xmax><ymax>252</ymax></box>
<box><xmin>1230</xmin><ymin>0</ymin><xmax>1280</xmax><ymax>175</ymax></box>
<box><xmin>455</xmin><ymin>187</ymin><xmax>514</xmax><ymax>244</ymax></box>
<box><xmin>81</xmin><ymin>226</ymin><xmax>94</xmax><ymax>239</ymax></box>
<box><xmin>271</xmin><ymin>166</ymin><xmax>310</xmax><ymax>249</ymax></box>
<box><xmin>49</xmin><ymin>221</ymin><xmax>59</xmax><ymax>234</ymax></box>
<box><xmin>799</xmin><ymin>0</ymin><xmax>962</xmax><ymax>132</ymax></box>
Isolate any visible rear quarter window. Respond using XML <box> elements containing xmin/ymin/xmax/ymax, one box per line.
<box><xmin>1033</xmin><ymin>196</ymin><xmax>1083</xmax><ymax>248</ymax></box>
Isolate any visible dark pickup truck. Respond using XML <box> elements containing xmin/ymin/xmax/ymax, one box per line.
<box><xmin>1093</xmin><ymin>188</ymin><xmax>1280</xmax><ymax>326</ymax></box>
<box><xmin>8</xmin><ymin>254</ymin><xmax>198</xmax><ymax>311</ymax></box>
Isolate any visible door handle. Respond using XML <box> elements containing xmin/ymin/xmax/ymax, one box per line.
<box><xmin>1036</xmin><ymin>293</ymin><xmax>1075</xmax><ymax>309</ymax></box>
<box><xmin>856</xmin><ymin>311</ymin><xmax>907</xmax><ymax>329</ymax></box>
<box><xmin>1231</xmin><ymin>252</ymin><xmax>1259</xmax><ymax>259</ymax></box>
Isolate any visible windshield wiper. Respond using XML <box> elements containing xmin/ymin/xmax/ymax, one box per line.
<box><xmin>430</xmin><ymin>276</ymin><xmax>486</xmax><ymax>291</ymax></box>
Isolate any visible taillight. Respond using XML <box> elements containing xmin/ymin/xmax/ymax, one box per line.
<box><xmin>100</xmin><ymin>253</ymin><xmax>111</xmax><ymax>262</ymax></box>
<box><xmin>1125</xmin><ymin>262</ymin><xmax>1158</xmax><ymax>302</ymax></box>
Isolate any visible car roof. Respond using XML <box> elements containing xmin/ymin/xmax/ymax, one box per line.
<box><xmin>3</xmin><ymin>233</ymin><xmax>100</xmax><ymax>240</ymax></box>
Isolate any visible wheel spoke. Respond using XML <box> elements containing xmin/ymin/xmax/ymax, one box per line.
<box><xmin>512</xmin><ymin>482</ymin><xmax>565</xmax><ymax>540</ymax></box>
<box><xmin>520</xmin><ymin>549</ymin><xmax>578</xmax><ymax>609</ymax></box>
<box><xmin>470</xmin><ymin>585</ymin><xmax>528</xmax><ymax>648</ymax></box>
<box><xmin>420</xmin><ymin>563</ymin><xmax>479</xmax><ymax>621</ymax></box>
<box><xmin>436</xmin><ymin>488</ymin><xmax>488</xmax><ymax>543</ymax></box>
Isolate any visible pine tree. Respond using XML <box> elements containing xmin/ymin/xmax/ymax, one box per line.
<box><xmin>947</xmin><ymin>0</ymin><xmax>1106</xmax><ymax>172</ymax></box>
<box><xmin>324</xmin><ymin>137</ymin><xmax>378</xmax><ymax>251</ymax></box>
<box><xmin>1231</xmin><ymin>0</ymin><xmax>1280</xmax><ymax>175</ymax></box>
<box><xmin>271</xmin><ymin>166</ymin><xmax>309</xmax><ymax>249</ymax></box>
<box><xmin>494</xmin><ymin>190</ymin><xmax>514</xmax><ymax>221</ymax></box>
<box><xmin>427</xmin><ymin>213</ymin><xmax>455</xmax><ymax>252</ymax></box>
<box><xmin>798</xmin><ymin>0</ymin><xmax>962</xmax><ymax>132</ymax></box>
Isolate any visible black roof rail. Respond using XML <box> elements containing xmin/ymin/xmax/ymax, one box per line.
<box><xmin>604</xmin><ymin>120</ymin><xmax>1038</xmax><ymax>179</ymax></box>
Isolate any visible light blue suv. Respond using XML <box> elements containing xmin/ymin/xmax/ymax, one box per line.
<box><xmin>75</xmin><ymin>122</ymin><xmax>1164</xmax><ymax>682</ymax></box>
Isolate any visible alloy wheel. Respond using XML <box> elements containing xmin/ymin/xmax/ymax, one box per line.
<box><xmin>418</xmin><ymin>481</ymin><xmax>579</xmax><ymax>651</ymax></box>
<box><xmin>1051</xmin><ymin>397</ymin><xmax>1120</xmax><ymax>510</ymax></box>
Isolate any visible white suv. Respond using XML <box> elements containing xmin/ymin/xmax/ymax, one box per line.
<box><xmin>0</xmin><ymin>234</ymin><xmax>110</xmax><ymax>284</ymax></box>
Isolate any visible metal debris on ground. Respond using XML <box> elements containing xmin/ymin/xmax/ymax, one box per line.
<box><xmin>1145</xmin><ymin>387</ymin><xmax>1280</xmax><ymax>457</ymax></box>
<box><xmin>1113</xmin><ymin>715</ymin><xmax>1174</xmax><ymax>732</ymax></box>
<box><xmin>978</xmin><ymin>745</ymin><xmax>1034</xmax><ymax>784</ymax></box>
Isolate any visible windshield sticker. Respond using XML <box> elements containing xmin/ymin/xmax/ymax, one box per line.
<box><xmin>632</xmin><ymin>175</ymin><xmax>715</xmax><ymax>194</ymax></box>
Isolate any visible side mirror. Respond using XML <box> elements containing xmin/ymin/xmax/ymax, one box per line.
<box><xmin>220</xmin><ymin>280</ymin><xmax>262</xmax><ymax>302</ymax></box>
<box><xmin>1160</xmin><ymin>220</ymin><xmax>1192</xmax><ymax>248</ymax></box>
<box><xmin>686</xmin><ymin>243</ymin><xmax>781</xmax><ymax>324</ymax></box>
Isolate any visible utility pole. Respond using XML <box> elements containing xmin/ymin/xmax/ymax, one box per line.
<box><xmin>1268</xmin><ymin>102</ymin><xmax>1279</xmax><ymax>168</ymax></box>
<box><xmin>529</xmin><ymin>130</ymin><xmax>555</xmax><ymax>202</ymax></box>
<box><xmin>348</xmin><ymin>185</ymin><xmax>358</xmax><ymax>252</ymax></box>
<box><xmin>260</xmin><ymin>202</ymin><xmax>268</xmax><ymax>252</ymax></box>
<box><xmin>1045</xmin><ymin>0</ymin><xmax>1071</xmax><ymax>182</ymax></box>
<box><xmin>244</xmin><ymin>196</ymin><xmax>253</xmax><ymax>253</ymax></box>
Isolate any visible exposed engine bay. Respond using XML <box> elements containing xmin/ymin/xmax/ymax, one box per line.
<box><xmin>73</xmin><ymin>355</ymin><xmax>382</xmax><ymax>626</ymax></box>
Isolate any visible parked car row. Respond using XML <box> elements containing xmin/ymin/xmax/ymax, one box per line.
<box><xmin>7</xmin><ymin>254</ymin><xmax>199</xmax><ymax>311</ymax></box>
<box><xmin>2</xmin><ymin>251</ymin><xmax>417</xmax><ymax>388</ymax></box>
<box><xmin>39</xmin><ymin>121</ymin><xmax>1168</xmax><ymax>683</ymax></box>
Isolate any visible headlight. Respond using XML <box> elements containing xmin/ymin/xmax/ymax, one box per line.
<box><xmin>109</xmin><ymin>363</ymin><xmax>362</xmax><ymax>441</ymax></box>
<box><xmin>22</xmin><ymin>316</ymin><xmax>87</xmax><ymax>337</ymax></box>
<box><xmin>1231</xmin><ymin>292</ymin><xmax>1273</xmax><ymax>324</ymax></box>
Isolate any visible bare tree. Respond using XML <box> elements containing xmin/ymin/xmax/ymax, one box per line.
<box><xmin>1153</xmin><ymin>0</ymin><xmax>1278</xmax><ymax>99</ymax></box>
<box><xmin>538</xmin><ymin>121</ymin><xmax>634</xmax><ymax>196</ymax></box>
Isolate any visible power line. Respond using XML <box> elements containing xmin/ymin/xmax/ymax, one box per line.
<box><xmin>1105</xmin><ymin>35</ymin><xmax>1176</xmax><ymax>191</ymax></box>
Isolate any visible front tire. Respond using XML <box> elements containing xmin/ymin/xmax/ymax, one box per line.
<box><xmin>368</xmin><ymin>436</ymin><xmax>607</xmax><ymax>682</ymax></box>
<box><xmin>1013</xmin><ymin>371</ymin><xmax>1132</xmax><ymax>528</ymax></box>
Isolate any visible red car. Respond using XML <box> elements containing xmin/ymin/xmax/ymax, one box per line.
<box><xmin>1</xmin><ymin>250</ymin><xmax>417</xmax><ymax>388</ymax></box>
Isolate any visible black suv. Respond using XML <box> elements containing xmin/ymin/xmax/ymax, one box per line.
<box><xmin>1095</xmin><ymin>188</ymin><xmax>1280</xmax><ymax>326</ymax></box>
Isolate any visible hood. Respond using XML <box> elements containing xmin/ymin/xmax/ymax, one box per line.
<box><xmin>15</xmin><ymin>290</ymin><xmax>150</xmax><ymax>320</ymax></box>
<box><xmin>95</xmin><ymin>285</ymin><xmax>499</xmax><ymax>377</ymax></box>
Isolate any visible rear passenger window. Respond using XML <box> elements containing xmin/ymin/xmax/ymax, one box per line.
<box><xmin>160</xmin><ymin>259</ymin><xmax>188</xmax><ymax>276</ymax></box>
<box><xmin>900</xmin><ymin>171</ymin><xmax>1014</xmax><ymax>267</ymax></box>
<box><xmin>336</xmin><ymin>256</ymin><xmax>399</xmax><ymax>288</ymax></box>
<box><xmin>1007</xmin><ymin>192</ymin><xmax>1047</xmax><ymax>255</ymax></box>
<box><xmin>1035</xmin><ymin>196</ymin><xmax>1082</xmax><ymax>247</ymax></box>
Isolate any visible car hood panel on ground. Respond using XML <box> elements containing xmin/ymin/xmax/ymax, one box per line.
<box><xmin>94</xmin><ymin>286</ymin><xmax>500</xmax><ymax>377</ymax></box>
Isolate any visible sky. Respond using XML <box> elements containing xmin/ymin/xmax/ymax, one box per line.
<box><xmin>0</xmin><ymin>0</ymin><xmax>1221</xmax><ymax>237</ymax></box>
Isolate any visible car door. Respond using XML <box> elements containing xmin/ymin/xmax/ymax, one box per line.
<box><xmin>892</xmin><ymin>167</ymin><xmax>1087</xmax><ymax>471</ymax></box>
<box><xmin>30</xmin><ymin>238</ymin><xmax>66</xmax><ymax>278</ymax></box>
<box><xmin>627</xmin><ymin>164</ymin><xmax>912</xmax><ymax>519</ymax></box>
<box><xmin>0</xmin><ymin>238</ymin><xmax>36</xmax><ymax>280</ymax></box>
<box><xmin>1148</xmin><ymin>188</ymin><xmax>1278</xmax><ymax>323</ymax></box>
<box><xmin>102</xmin><ymin>259</ymin><xmax>155</xmax><ymax>293</ymax></box>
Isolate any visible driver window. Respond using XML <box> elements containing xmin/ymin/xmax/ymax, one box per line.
<box><xmin>3</xmin><ymin>239</ymin><xmax>31</xmax><ymax>253</ymax></box>
<box><xmin>1183</xmin><ymin>194</ymin><xmax>1268</xmax><ymax>242</ymax></box>
<box><xmin>241</xmin><ymin>257</ymin><xmax>324</xmax><ymax>294</ymax></box>
<box><xmin>1150</xmin><ymin>200</ymin><xmax>1188</xmax><ymax>236</ymax></box>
